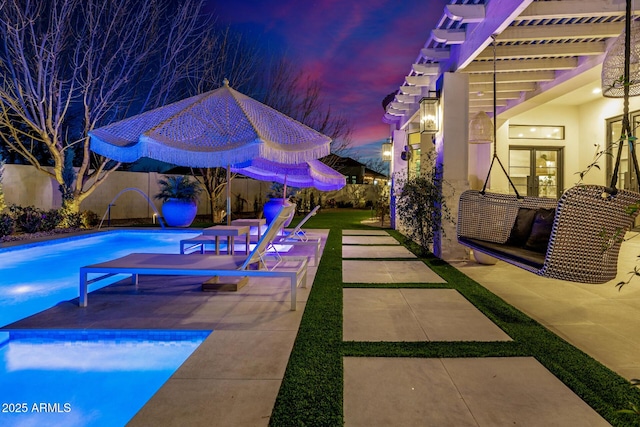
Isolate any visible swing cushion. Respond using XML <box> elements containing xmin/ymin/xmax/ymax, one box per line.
<box><xmin>524</xmin><ymin>208</ymin><xmax>555</xmax><ymax>253</ymax></box>
<box><xmin>459</xmin><ymin>237</ymin><xmax>546</xmax><ymax>269</ymax></box>
<box><xmin>506</xmin><ymin>208</ymin><xmax>537</xmax><ymax>246</ymax></box>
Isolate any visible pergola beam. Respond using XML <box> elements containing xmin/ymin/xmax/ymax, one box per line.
<box><xmin>465</xmin><ymin>57</ymin><xmax>578</xmax><ymax>73</ymax></box>
<box><xmin>412</xmin><ymin>63</ymin><xmax>440</xmax><ymax>75</ymax></box>
<box><xmin>445</xmin><ymin>4</ymin><xmax>485</xmax><ymax>23</ymax></box>
<box><xmin>420</xmin><ymin>48</ymin><xmax>450</xmax><ymax>61</ymax></box>
<box><xmin>474</xmin><ymin>41</ymin><xmax>606</xmax><ymax>60</ymax></box>
<box><xmin>469</xmin><ymin>81</ymin><xmax>537</xmax><ymax>92</ymax></box>
<box><xmin>395</xmin><ymin>94</ymin><xmax>418</xmax><ymax>103</ymax></box>
<box><xmin>399</xmin><ymin>85</ymin><xmax>422</xmax><ymax>95</ymax></box>
<box><xmin>519</xmin><ymin>0</ymin><xmax>629</xmax><ymax>20</ymax></box>
<box><xmin>432</xmin><ymin>29</ymin><xmax>466</xmax><ymax>44</ymax></box>
<box><xmin>405</xmin><ymin>75</ymin><xmax>432</xmax><ymax>86</ymax></box>
<box><xmin>468</xmin><ymin>70</ymin><xmax>556</xmax><ymax>83</ymax></box>
<box><xmin>470</xmin><ymin>90</ymin><xmax>524</xmax><ymax>100</ymax></box>
<box><xmin>499</xmin><ymin>22</ymin><xmax>623</xmax><ymax>42</ymax></box>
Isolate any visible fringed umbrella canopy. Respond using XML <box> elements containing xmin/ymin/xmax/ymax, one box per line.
<box><xmin>231</xmin><ymin>158</ymin><xmax>346</xmax><ymax>191</ymax></box>
<box><xmin>89</xmin><ymin>79</ymin><xmax>332</xmax><ymax>167</ymax></box>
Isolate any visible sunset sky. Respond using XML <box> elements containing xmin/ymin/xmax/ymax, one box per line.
<box><xmin>207</xmin><ymin>0</ymin><xmax>449</xmax><ymax>162</ymax></box>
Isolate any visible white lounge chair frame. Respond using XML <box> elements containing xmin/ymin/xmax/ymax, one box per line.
<box><xmin>274</xmin><ymin>205</ymin><xmax>321</xmax><ymax>265</ymax></box>
<box><xmin>281</xmin><ymin>205</ymin><xmax>320</xmax><ymax>242</ymax></box>
<box><xmin>79</xmin><ymin>204</ymin><xmax>308</xmax><ymax>310</ymax></box>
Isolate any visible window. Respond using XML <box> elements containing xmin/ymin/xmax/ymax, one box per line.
<box><xmin>606</xmin><ymin>115</ymin><xmax>638</xmax><ymax>192</ymax></box>
<box><xmin>508</xmin><ymin>125</ymin><xmax>564</xmax><ymax>140</ymax></box>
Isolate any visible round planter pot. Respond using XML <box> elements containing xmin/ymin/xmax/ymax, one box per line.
<box><xmin>162</xmin><ymin>199</ymin><xmax>198</xmax><ymax>227</ymax></box>
<box><xmin>263</xmin><ymin>198</ymin><xmax>294</xmax><ymax>227</ymax></box>
<box><xmin>472</xmin><ymin>250</ymin><xmax>498</xmax><ymax>265</ymax></box>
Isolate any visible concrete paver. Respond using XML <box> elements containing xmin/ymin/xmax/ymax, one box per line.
<box><xmin>343</xmin><ymin>230</ymin><xmax>390</xmax><ymax>236</ymax></box>
<box><xmin>343</xmin><ymin>288</ymin><xmax>511</xmax><ymax>342</ymax></box>
<box><xmin>342</xmin><ymin>244</ymin><xmax>416</xmax><ymax>258</ymax></box>
<box><xmin>342</xmin><ymin>235</ymin><xmax>399</xmax><ymax>245</ymax></box>
<box><xmin>344</xmin><ymin>357</ymin><xmax>610</xmax><ymax>427</ymax></box>
<box><xmin>343</xmin><ymin>260</ymin><xmax>445</xmax><ymax>283</ymax></box>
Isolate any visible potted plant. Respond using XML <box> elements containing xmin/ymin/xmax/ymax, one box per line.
<box><xmin>155</xmin><ymin>175</ymin><xmax>202</xmax><ymax>227</ymax></box>
<box><xmin>263</xmin><ymin>182</ymin><xmax>296</xmax><ymax>226</ymax></box>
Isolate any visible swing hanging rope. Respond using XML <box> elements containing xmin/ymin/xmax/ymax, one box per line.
<box><xmin>608</xmin><ymin>0</ymin><xmax>640</xmax><ymax>195</ymax></box>
<box><xmin>480</xmin><ymin>35</ymin><xmax>521</xmax><ymax>198</ymax></box>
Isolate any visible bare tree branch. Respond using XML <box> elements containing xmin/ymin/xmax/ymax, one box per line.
<box><xmin>0</xmin><ymin>0</ymin><xmax>220</xmax><ymax>212</ymax></box>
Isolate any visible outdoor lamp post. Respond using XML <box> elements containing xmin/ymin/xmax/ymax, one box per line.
<box><xmin>420</xmin><ymin>92</ymin><xmax>439</xmax><ymax>134</ymax></box>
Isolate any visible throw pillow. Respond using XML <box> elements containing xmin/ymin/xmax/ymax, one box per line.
<box><xmin>507</xmin><ymin>208</ymin><xmax>537</xmax><ymax>246</ymax></box>
<box><xmin>524</xmin><ymin>208</ymin><xmax>555</xmax><ymax>253</ymax></box>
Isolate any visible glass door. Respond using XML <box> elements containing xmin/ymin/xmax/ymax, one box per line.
<box><xmin>509</xmin><ymin>147</ymin><xmax>563</xmax><ymax>199</ymax></box>
<box><xmin>607</xmin><ymin>116</ymin><xmax>640</xmax><ymax>228</ymax></box>
<box><xmin>607</xmin><ymin>116</ymin><xmax>639</xmax><ymax>192</ymax></box>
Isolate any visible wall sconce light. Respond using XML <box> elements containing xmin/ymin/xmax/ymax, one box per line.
<box><xmin>420</xmin><ymin>92</ymin><xmax>439</xmax><ymax>134</ymax></box>
<box><xmin>381</xmin><ymin>139</ymin><xmax>392</xmax><ymax>162</ymax></box>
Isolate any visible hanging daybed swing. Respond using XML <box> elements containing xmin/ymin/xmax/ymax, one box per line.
<box><xmin>457</xmin><ymin>8</ymin><xmax>640</xmax><ymax>284</ymax></box>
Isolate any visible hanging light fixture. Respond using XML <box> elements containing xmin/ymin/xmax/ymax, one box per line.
<box><xmin>381</xmin><ymin>139</ymin><xmax>392</xmax><ymax>161</ymax></box>
<box><xmin>468</xmin><ymin>111</ymin><xmax>494</xmax><ymax>144</ymax></box>
<box><xmin>419</xmin><ymin>91</ymin><xmax>440</xmax><ymax>133</ymax></box>
<box><xmin>601</xmin><ymin>4</ymin><xmax>640</xmax><ymax>97</ymax></box>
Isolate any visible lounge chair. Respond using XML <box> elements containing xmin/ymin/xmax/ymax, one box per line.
<box><xmin>282</xmin><ymin>205</ymin><xmax>320</xmax><ymax>241</ymax></box>
<box><xmin>79</xmin><ymin>204</ymin><xmax>308</xmax><ymax>310</ymax></box>
<box><xmin>273</xmin><ymin>205</ymin><xmax>322</xmax><ymax>265</ymax></box>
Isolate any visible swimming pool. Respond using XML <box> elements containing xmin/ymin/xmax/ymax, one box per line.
<box><xmin>0</xmin><ymin>329</ymin><xmax>211</xmax><ymax>427</ymax></box>
<box><xmin>0</xmin><ymin>230</ymin><xmax>201</xmax><ymax>327</ymax></box>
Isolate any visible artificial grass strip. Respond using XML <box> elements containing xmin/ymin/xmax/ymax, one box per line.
<box><xmin>269</xmin><ymin>221</ymin><xmax>351</xmax><ymax>426</ymax></box>
<box><xmin>270</xmin><ymin>210</ymin><xmax>640</xmax><ymax>427</ymax></box>
<box><xmin>343</xmin><ymin>282</ymin><xmax>450</xmax><ymax>289</ymax></box>
<box><xmin>342</xmin><ymin>340</ymin><xmax>527</xmax><ymax>358</ymax></box>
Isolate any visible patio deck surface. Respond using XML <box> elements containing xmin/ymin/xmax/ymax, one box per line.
<box><xmin>5</xmin><ymin>227</ymin><xmax>640</xmax><ymax>425</ymax></box>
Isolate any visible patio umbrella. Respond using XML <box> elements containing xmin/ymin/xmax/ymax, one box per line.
<box><xmin>230</xmin><ymin>158</ymin><xmax>346</xmax><ymax>194</ymax></box>
<box><xmin>88</xmin><ymin>79</ymin><xmax>332</xmax><ymax>223</ymax></box>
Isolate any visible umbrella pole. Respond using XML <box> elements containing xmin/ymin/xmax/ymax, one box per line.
<box><xmin>283</xmin><ymin>176</ymin><xmax>287</xmax><ymax>204</ymax></box>
<box><xmin>226</xmin><ymin>165</ymin><xmax>231</xmax><ymax>225</ymax></box>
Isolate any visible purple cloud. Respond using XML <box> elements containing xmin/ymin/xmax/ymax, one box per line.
<box><xmin>208</xmin><ymin>0</ymin><xmax>449</xmax><ymax>146</ymax></box>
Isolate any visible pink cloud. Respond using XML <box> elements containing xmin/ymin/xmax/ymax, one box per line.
<box><xmin>210</xmin><ymin>0</ymin><xmax>449</xmax><ymax>146</ymax></box>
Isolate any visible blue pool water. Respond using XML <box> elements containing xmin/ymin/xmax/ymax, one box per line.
<box><xmin>0</xmin><ymin>230</ymin><xmax>201</xmax><ymax>328</ymax></box>
<box><xmin>0</xmin><ymin>329</ymin><xmax>211</xmax><ymax>427</ymax></box>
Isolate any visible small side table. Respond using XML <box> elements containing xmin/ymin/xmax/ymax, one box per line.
<box><xmin>231</xmin><ymin>218</ymin><xmax>267</xmax><ymax>242</ymax></box>
<box><xmin>181</xmin><ymin>225</ymin><xmax>250</xmax><ymax>255</ymax></box>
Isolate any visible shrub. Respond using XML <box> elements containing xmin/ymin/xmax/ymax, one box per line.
<box><xmin>62</xmin><ymin>210</ymin><xmax>83</xmax><ymax>229</ymax></box>
<box><xmin>155</xmin><ymin>175</ymin><xmax>202</xmax><ymax>202</ymax></box>
<box><xmin>41</xmin><ymin>209</ymin><xmax>63</xmax><ymax>231</ymax></box>
<box><xmin>0</xmin><ymin>213</ymin><xmax>15</xmax><ymax>237</ymax></box>
<box><xmin>10</xmin><ymin>205</ymin><xmax>44</xmax><ymax>233</ymax></box>
<box><xmin>81</xmin><ymin>210</ymin><xmax>100</xmax><ymax>228</ymax></box>
<box><xmin>395</xmin><ymin>150</ymin><xmax>454</xmax><ymax>256</ymax></box>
